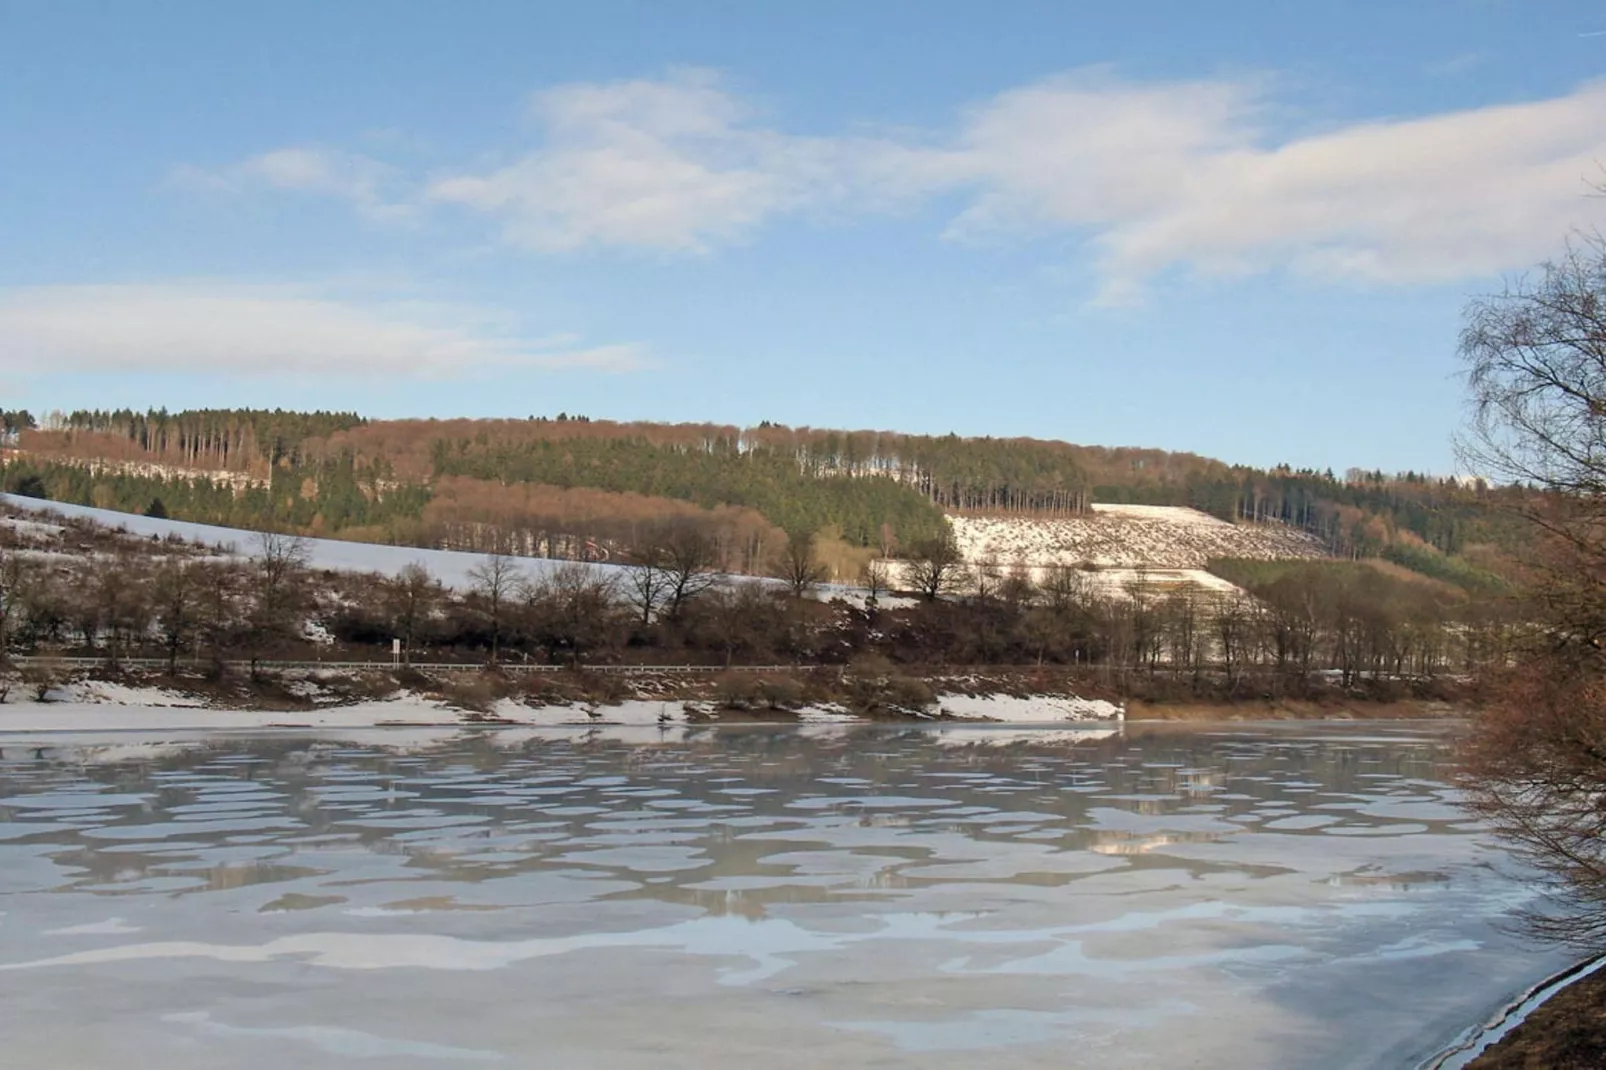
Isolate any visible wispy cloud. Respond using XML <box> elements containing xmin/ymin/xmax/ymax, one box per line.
<box><xmin>173</xmin><ymin>147</ymin><xmax>414</xmax><ymax>222</ymax></box>
<box><xmin>192</xmin><ymin>69</ymin><xmax>1606</xmax><ymax>300</ymax></box>
<box><xmin>0</xmin><ymin>284</ymin><xmax>647</xmax><ymax>378</ymax></box>
<box><xmin>1425</xmin><ymin>51</ymin><xmax>1484</xmax><ymax>76</ymax></box>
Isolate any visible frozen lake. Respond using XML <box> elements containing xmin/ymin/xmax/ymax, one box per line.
<box><xmin>0</xmin><ymin>722</ymin><xmax>1566</xmax><ymax>1068</ymax></box>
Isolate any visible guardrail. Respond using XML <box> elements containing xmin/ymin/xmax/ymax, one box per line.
<box><xmin>7</xmin><ymin>656</ymin><xmax>802</xmax><ymax>676</ymax></box>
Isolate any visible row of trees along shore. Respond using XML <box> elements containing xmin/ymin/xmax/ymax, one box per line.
<box><xmin>0</xmin><ymin>508</ymin><xmax>1511</xmax><ymax>701</ymax></box>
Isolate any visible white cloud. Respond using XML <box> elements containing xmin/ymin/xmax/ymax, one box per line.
<box><xmin>427</xmin><ymin>68</ymin><xmax>921</xmax><ymax>252</ymax></box>
<box><xmin>198</xmin><ymin>70</ymin><xmax>1606</xmax><ymax>298</ymax></box>
<box><xmin>175</xmin><ymin>147</ymin><xmax>413</xmax><ymax>222</ymax></box>
<box><xmin>0</xmin><ymin>284</ymin><xmax>647</xmax><ymax>378</ymax></box>
<box><xmin>938</xmin><ymin>74</ymin><xmax>1606</xmax><ymax>302</ymax></box>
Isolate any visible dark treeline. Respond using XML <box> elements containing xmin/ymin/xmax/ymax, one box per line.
<box><xmin>37</xmin><ymin>408</ymin><xmax>365</xmax><ymax>472</ymax></box>
<box><xmin>0</xmin><ymin>509</ymin><xmax>1506</xmax><ymax>702</ymax></box>
<box><xmin>0</xmin><ymin>457</ymin><xmax>429</xmax><ymax>540</ymax></box>
<box><xmin>0</xmin><ymin>411</ymin><xmax>37</xmax><ymax>442</ymax></box>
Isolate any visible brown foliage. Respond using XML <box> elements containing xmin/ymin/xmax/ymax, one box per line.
<box><xmin>1460</xmin><ymin>659</ymin><xmax>1606</xmax><ymax>948</ymax></box>
<box><xmin>421</xmin><ymin>476</ymin><xmax>782</xmax><ymax>572</ymax></box>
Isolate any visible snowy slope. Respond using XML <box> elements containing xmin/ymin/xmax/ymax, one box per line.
<box><xmin>0</xmin><ymin>495</ymin><xmax>634</xmax><ymax>591</ymax></box>
<box><xmin>949</xmin><ymin>504</ymin><xmax>1326</xmax><ymax>571</ymax></box>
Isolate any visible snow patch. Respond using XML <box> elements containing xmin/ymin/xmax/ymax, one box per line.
<box><xmin>63</xmin><ymin>680</ymin><xmax>210</xmax><ymax>708</ymax></box>
<box><xmin>934</xmin><ymin>693</ymin><xmax>1124</xmax><ymax>723</ymax></box>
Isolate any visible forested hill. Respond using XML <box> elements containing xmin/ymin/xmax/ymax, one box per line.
<box><xmin>0</xmin><ymin>407</ymin><xmax>1520</xmax><ymax>579</ymax></box>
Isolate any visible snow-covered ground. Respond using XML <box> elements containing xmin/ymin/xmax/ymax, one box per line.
<box><xmin>0</xmin><ymin>695</ymin><xmax>692</xmax><ymax>733</ymax></box>
<box><xmin>1080</xmin><ymin>567</ymin><xmax>1245</xmax><ymax>598</ymax></box>
<box><xmin>2</xmin><ymin>494</ymin><xmax>634</xmax><ymax>592</ymax></box>
<box><xmin>0</xmin><ymin>679</ymin><xmax>1122</xmax><ymax>731</ymax></box>
<box><xmin>0</xmin><ymin>695</ymin><xmax>1112</xmax><ymax>733</ymax></box>
<box><xmin>949</xmin><ymin>504</ymin><xmax>1326</xmax><ymax>572</ymax></box>
<box><xmin>933</xmin><ymin>693</ymin><xmax>1123</xmax><ymax>722</ymax></box>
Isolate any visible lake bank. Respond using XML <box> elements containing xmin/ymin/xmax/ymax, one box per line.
<box><xmin>1460</xmin><ymin>958</ymin><xmax>1606</xmax><ymax>1069</ymax></box>
<box><xmin>0</xmin><ymin>663</ymin><xmax>1469</xmax><ymax>732</ymax></box>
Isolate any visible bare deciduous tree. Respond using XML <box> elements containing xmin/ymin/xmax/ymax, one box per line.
<box><xmin>859</xmin><ymin>557</ymin><xmax>891</xmax><ymax>603</ymax></box>
<box><xmin>95</xmin><ymin>552</ymin><xmax>150</xmax><ymax>669</ymax></box>
<box><xmin>194</xmin><ymin>560</ymin><xmax>243</xmax><ymax>666</ymax></box>
<box><xmin>467</xmin><ymin>552</ymin><xmax>520</xmax><ymax>665</ymax></box>
<box><xmin>386</xmin><ymin>562</ymin><xmax>441</xmax><ymax>665</ymax></box>
<box><xmin>657</xmin><ymin>523</ymin><xmax>720</xmax><ymax>620</ymax></box>
<box><xmin>524</xmin><ymin>563</ymin><xmax>619</xmax><ymax>667</ymax></box>
<box><xmin>1462</xmin><ymin>234</ymin><xmax>1606</xmax><ymax>502</ymax></box>
<box><xmin>903</xmin><ymin>531</ymin><xmax>966</xmax><ymax>602</ymax></box>
<box><xmin>152</xmin><ymin>558</ymin><xmax>199</xmax><ymax>673</ymax></box>
<box><xmin>0</xmin><ymin>539</ymin><xmax>22</xmax><ymax>667</ymax></box>
<box><xmin>696</xmin><ymin>582</ymin><xmax>777</xmax><ymax>668</ymax></box>
<box><xmin>776</xmin><ymin>528</ymin><xmax>829</xmax><ymax>599</ymax></box>
<box><xmin>1457</xmin><ymin>234</ymin><xmax>1606</xmax><ymax>948</ymax></box>
<box><xmin>624</xmin><ymin>544</ymin><xmax>674</xmax><ymax>626</ymax></box>
<box><xmin>249</xmin><ymin>532</ymin><xmax>311</xmax><ymax>671</ymax></box>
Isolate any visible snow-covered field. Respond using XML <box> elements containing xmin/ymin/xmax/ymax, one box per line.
<box><xmin>949</xmin><ymin>504</ymin><xmax>1326</xmax><ymax>571</ymax></box>
<box><xmin>1</xmin><ymin>494</ymin><xmax>634</xmax><ymax>592</ymax></box>
<box><xmin>1080</xmin><ymin>567</ymin><xmax>1245</xmax><ymax>598</ymax></box>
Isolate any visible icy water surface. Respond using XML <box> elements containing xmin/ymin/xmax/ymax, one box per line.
<box><xmin>0</xmin><ymin>722</ymin><xmax>1564</xmax><ymax>1069</ymax></box>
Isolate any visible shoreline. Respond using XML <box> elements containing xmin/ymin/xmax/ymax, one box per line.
<box><xmin>0</xmin><ymin>661</ymin><xmax>1472</xmax><ymax>734</ymax></box>
<box><xmin>1432</xmin><ymin>955</ymin><xmax>1606</xmax><ymax>1069</ymax></box>
<box><xmin>0</xmin><ymin>665</ymin><xmax>1470</xmax><ymax>734</ymax></box>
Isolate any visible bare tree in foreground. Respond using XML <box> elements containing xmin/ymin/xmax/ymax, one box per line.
<box><xmin>1458</xmin><ymin>233</ymin><xmax>1606</xmax><ymax>948</ymax></box>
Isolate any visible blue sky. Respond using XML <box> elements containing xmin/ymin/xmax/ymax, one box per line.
<box><xmin>3</xmin><ymin>1</ymin><xmax>1605</xmax><ymax>474</ymax></box>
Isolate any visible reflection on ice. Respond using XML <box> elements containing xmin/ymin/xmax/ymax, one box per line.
<box><xmin>163</xmin><ymin>1011</ymin><xmax>505</xmax><ymax>1062</ymax></box>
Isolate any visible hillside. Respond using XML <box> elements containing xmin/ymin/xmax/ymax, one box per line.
<box><xmin>0</xmin><ymin>407</ymin><xmax>1515</xmax><ymax>588</ymax></box>
<box><xmin>0</xmin><ymin>492</ymin><xmax>1504</xmax><ymax>700</ymax></box>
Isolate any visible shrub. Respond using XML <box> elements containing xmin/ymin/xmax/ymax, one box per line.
<box><xmin>714</xmin><ymin>673</ymin><xmax>760</xmax><ymax>710</ymax></box>
<box><xmin>843</xmin><ymin>656</ymin><xmax>934</xmax><ymax>718</ymax></box>
<box><xmin>22</xmin><ymin>663</ymin><xmax>61</xmax><ymax>702</ymax></box>
<box><xmin>393</xmin><ymin>666</ymin><xmax>434</xmax><ymax>691</ymax></box>
<box><xmin>439</xmin><ymin>673</ymin><xmax>504</xmax><ymax>714</ymax></box>
<box><xmin>754</xmin><ymin>676</ymin><xmax>803</xmax><ymax>710</ymax></box>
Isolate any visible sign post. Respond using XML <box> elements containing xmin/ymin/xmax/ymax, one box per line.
<box><xmin>392</xmin><ymin>638</ymin><xmax>402</xmax><ymax>668</ymax></box>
